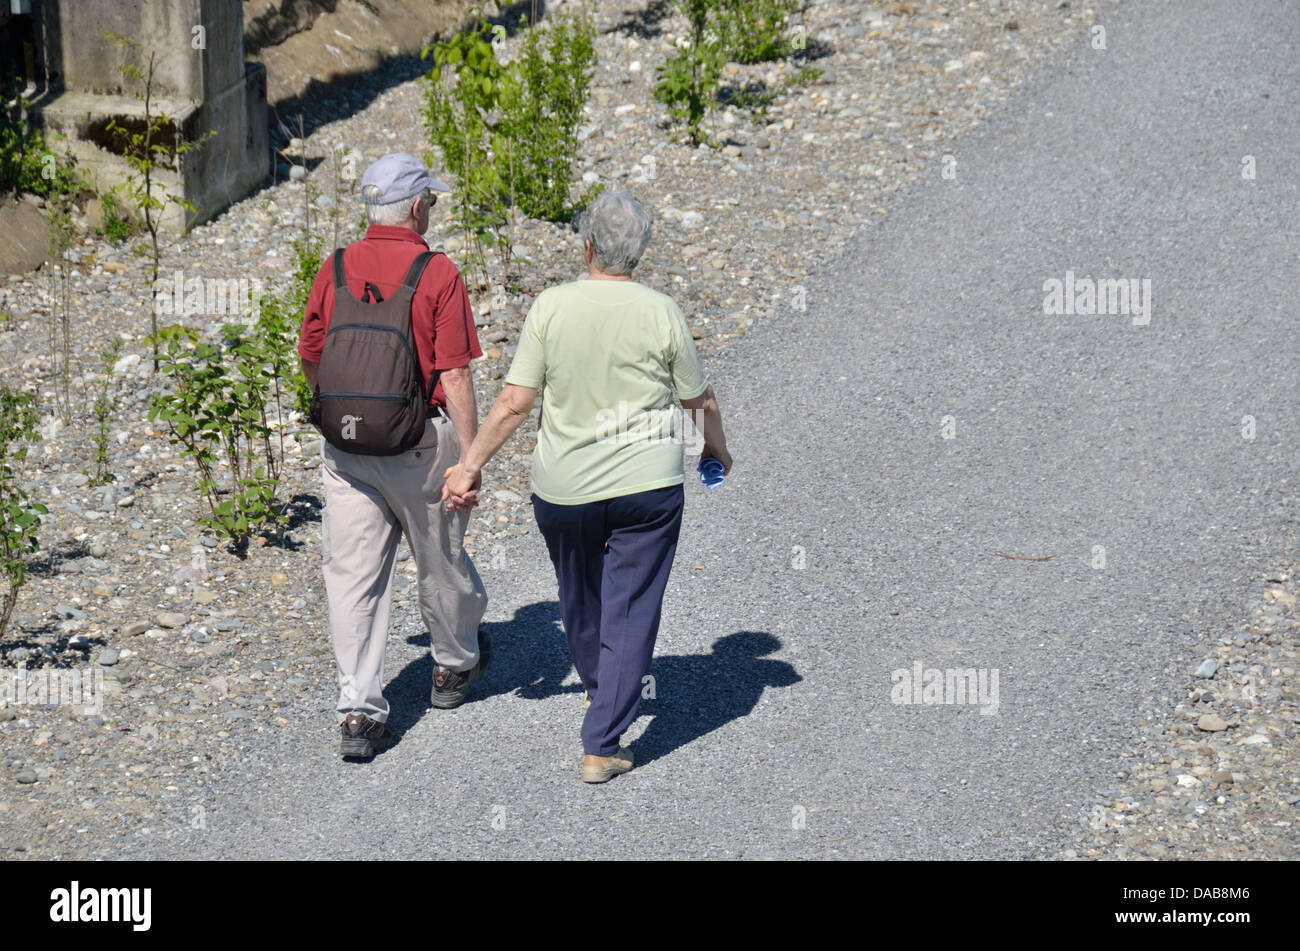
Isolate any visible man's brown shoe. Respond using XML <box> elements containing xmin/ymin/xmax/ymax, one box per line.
<box><xmin>582</xmin><ymin>746</ymin><xmax>633</xmax><ymax>784</ymax></box>
<box><xmin>431</xmin><ymin>629</ymin><xmax>491</xmax><ymax>709</ymax></box>
<box><xmin>340</xmin><ymin>713</ymin><xmax>394</xmax><ymax>759</ymax></box>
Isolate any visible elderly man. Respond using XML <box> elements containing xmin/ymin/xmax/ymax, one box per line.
<box><xmin>444</xmin><ymin>190</ymin><xmax>732</xmax><ymax>782</ymax></box>
<box><xmin>298</xmin><ymin>153</ymin><xmax>489</xmax><ymax>759</ymax></box>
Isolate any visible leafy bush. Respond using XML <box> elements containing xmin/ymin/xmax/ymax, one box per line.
<box><xmin>151</xmin><ymin>199</ymin><xmax>322</xmax><ymax>548</ymax></box>
<box><xmin>505</xmin><ymin>14</ymin><xmax>597</xmax><ymax>222</ymax></box>
<box><xmin>0</xmin><ymin>93</ymin><xmax>78</xmax><ymax>198</ymax></box>
<box><xmin>258</xmin><ymin>236</ymin><xmax>321</xmax><ymax>419</ymax></box>
<box><xmin>654</xmin><ymin>1</ymin><xmax>727</xmax><ymax>147</ymax></box>
<box><xmin>423</xmin><ymin>7</ymin><xmax>598</xmax><ymax>286</ymax></box>
<box><xmin>98</xmin><ymin>187</ymin><xmax>134</xmax><ymax>245</ymax></box>
<box><xmin>719</xmin><ymin>0</ymin><xmax>807</xmax><ymax>64</ymax></box>
<box><xmin>0</xmin><ymin>387</ymin><xmax>45</xmax><ymax>640</ymax></box>
<box><xmin>657</xmin><ymin>0</ymin><xmax>813</xmax><ymax>144</ymax></box>
<box><xmin>148</xmin><ymin>306</ymin><xmax>298</xmax><ymax>546</ymax></box>
<box><xmin>89</xmin><ymin>338</ymin><xmax>122</xmax><ymax>487</ymax></box>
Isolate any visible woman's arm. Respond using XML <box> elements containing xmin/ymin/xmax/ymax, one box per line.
<box><xmin>680</xmin><ymin>384</ymin><xmax>731</xmax><ymax>474</ymax></box>
<box><xmin>442</xmin><ymin>383</ymin><xmax>538</xmax><ymax>510</ymax></box>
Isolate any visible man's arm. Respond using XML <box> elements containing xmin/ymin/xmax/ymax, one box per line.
<box><xmin>439</xmin><ymin>365</ymin><xmax>479</xmax><ymax>460</ymax></box>
<box><xmin>296</xmin><ymin>257</ymin><xmax>333</xmax><ymax>391</ymax></box>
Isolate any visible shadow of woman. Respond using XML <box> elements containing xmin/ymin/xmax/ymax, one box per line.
<box><xmin>631</xmin><ymin>631</ymin><xmax>800</xmax><ymax>767</ymax></box>
<box><xmin>378</xmin><ymin>617</ymin><xmax>798</xmax><ymax>767</ymax></box>
<box><xmin>379</xmin><ymin>601</ymin><xmax>579</xmax><ymax>748</ymax></box>
<box><xmin>474</xmin><ymin>600</ymin><xmax>583</xmax><ymax>703</ymax></box>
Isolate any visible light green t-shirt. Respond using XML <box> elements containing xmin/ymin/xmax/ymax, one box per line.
<box><xmin>504</xmin><ymin>279</ymin><xmax>709</xmax><ymax>505</ymax></box>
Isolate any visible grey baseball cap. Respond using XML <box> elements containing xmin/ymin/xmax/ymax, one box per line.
<box><xmin>359</xmin><ymin>153</ymin><xmax>451</xmax><ymax>204</ymax></box>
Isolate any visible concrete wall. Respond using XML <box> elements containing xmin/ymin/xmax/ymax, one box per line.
<box><xmin>24</xmin><ymin>0</ymin><xmax>268</xmax><ymax>232</ymax></box>
<box><xmin>241</xmin><ymin>0</ymin><xmax>474</xmax><ymax>106</ymax></box>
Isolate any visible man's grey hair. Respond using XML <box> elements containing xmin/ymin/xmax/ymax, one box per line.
<box><xmin>362</xmin><ymin>183</ymin><xmax>416</xmax><ymax>226</ymax></box>
<box><xmin>580</xmin><ymin>190</ymin><xmax>653</xmax><ymax>276</ymax></box>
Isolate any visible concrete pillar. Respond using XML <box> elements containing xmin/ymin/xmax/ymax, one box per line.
<box><xmin>31</xmin><ymin>0</ymin><xmax>268</xmax><ymax>232</ymax></box>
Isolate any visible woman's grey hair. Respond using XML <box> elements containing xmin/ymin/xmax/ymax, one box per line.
<box><xmin>362</xmin><ymin>183</ymin><xmax>418</xmax><ymax>226</ymax></box>
<box><xmin>580</xmin><ymin>190</ymin><xmax>653</xmax><ymax>276</ymax></box>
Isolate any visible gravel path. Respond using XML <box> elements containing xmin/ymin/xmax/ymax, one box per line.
<box><xmin>3</xmin><ymin>0</ymin><xmax>1297</xmax><ymax>859</ymax></box>
<box><xmin>111</xmin><ymin>0</ymin><xmax>1295</xmax><ymax>860</ymax></box>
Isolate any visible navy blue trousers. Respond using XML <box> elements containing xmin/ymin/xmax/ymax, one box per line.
<box><xmin>533</xmin><ymin>484</ymin><xmax>685</xmax><ymax>756</ymax></box>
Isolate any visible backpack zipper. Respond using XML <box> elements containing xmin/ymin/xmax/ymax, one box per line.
<box><xmin>317</xmin><ymin>392</ymin><xmax>408</xmax><ymax>401</ymax></box>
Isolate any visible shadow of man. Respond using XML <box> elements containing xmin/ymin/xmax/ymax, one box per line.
<box><xmin>632</xmin><ymin>631</ymin><xmax>800</xmax><ymax>767</ymax></box>
<box><xmin>379</xmin><ymin>601</ymin><xmax>577</xmax><ymax>751</ymax></box>
<box><xmin>474</xmin><ymin>600</ymin><xmax>581</xmax><ymax>703</ymax></box>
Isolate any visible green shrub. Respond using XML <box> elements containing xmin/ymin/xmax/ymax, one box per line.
<box><xmin>88</xmin><ymin>338</ymin><xmax>122</xmax><ymax>487</ymax></box>
<box><xmin>655</xmin><ymin>1</ymin><xmax>727</xmax><ymax>147</ymax></box>
<box><xmin>0</xmin><ymin>387</ymin><xmax>45</xmax><ymax>641</ymax></box>
<box><xmin>0</xmin><ymin>93</ymin><xmax>78</xmax><ymax>198</ymax></box>
<box><xmin>147</xmin><ymin>306</ymin><xmax>297</xmax><ymax>546</ymax></box>
<box><xmin>98</xmin><ymin>187</ymin><xmax>133</xmax><ymax>245</ymax></box>
<box><xmin>258</xmin><ymin>236</ymin><xmax>321</xmax><ymax>419</ymax></box>
<box><xmin>657</xmin><ymin>0</ymin><xmax>814</xmax><ymax>143</ymax></box>
<box><xmin>423</xmin><ymin>7</ymin><xmax>598</xmax><ymax>286</ymax></box>
<box><xmin>719</xmin><ymin>0</ymin><xmax>808</xmax><ymax>64</ymax></box>
<box><xmin>505</xmin><ymin>13</ymin><xmax>597</xmax><ymax>222</ymax></box>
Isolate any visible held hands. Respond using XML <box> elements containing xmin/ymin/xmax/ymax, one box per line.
<box><xmin>441</xmin><ymin>464</ymin><xmax>482</xmax><ymax>511</ymax></box>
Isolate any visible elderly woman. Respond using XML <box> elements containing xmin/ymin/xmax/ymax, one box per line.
<box><xmin>443</xmin><ymin>190</ymin><xmax>732</xmax><ymax>783</ymax></box>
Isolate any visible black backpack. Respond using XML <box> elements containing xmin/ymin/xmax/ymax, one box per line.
<box><xmin>310</xmin><ymin>248</ymin><xmax>439</xmax><ymax>455</ymax></box>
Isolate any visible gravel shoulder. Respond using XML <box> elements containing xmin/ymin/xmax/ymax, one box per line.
<box><xmin>1061</xmin><ymin>565</ymin><xmax>1299</xmax><ymax>860</ymax></box>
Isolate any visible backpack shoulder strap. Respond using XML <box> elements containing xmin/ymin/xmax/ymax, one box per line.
<box><xmin>400</xmin><ymin>250</ymin><xmax>440</xmax><ymax>291</ymax></box>
<box><xmin>400</xmin><ymin>251</ymin><xmax>444</xmax><ymax>404</ymax></box>
<box><xmin>331</xmin><ymin>248</ymin><xmax>347</xmax><ymax>289</ymax></box>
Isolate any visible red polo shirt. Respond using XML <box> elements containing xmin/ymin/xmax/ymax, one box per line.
<box><xmin>297</xmin><ymin>226</ymin><xmax>481</xmax><ymax>408</ymax></box>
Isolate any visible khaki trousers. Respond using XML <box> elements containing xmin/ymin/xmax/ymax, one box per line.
<box><xmin>320</xmin><ymin>414</ymin><xmax>487</xmax><ymax>723</ymax></box>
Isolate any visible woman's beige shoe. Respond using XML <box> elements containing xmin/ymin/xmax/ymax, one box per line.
<box><xmin>582</xmin><ymin>746</ymin><xmax>633</xmax><ymax>783</ymax></box>
<box><xmin>583</xmin><ymin>690</ymin><xmax>591</xmax><ymax>710</ymax></box>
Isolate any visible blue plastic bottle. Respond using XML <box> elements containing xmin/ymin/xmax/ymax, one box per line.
<box><xmin>698</xmin><ymin>456</ymin><xmax>725</xmax><ymax>492</ymax></box>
